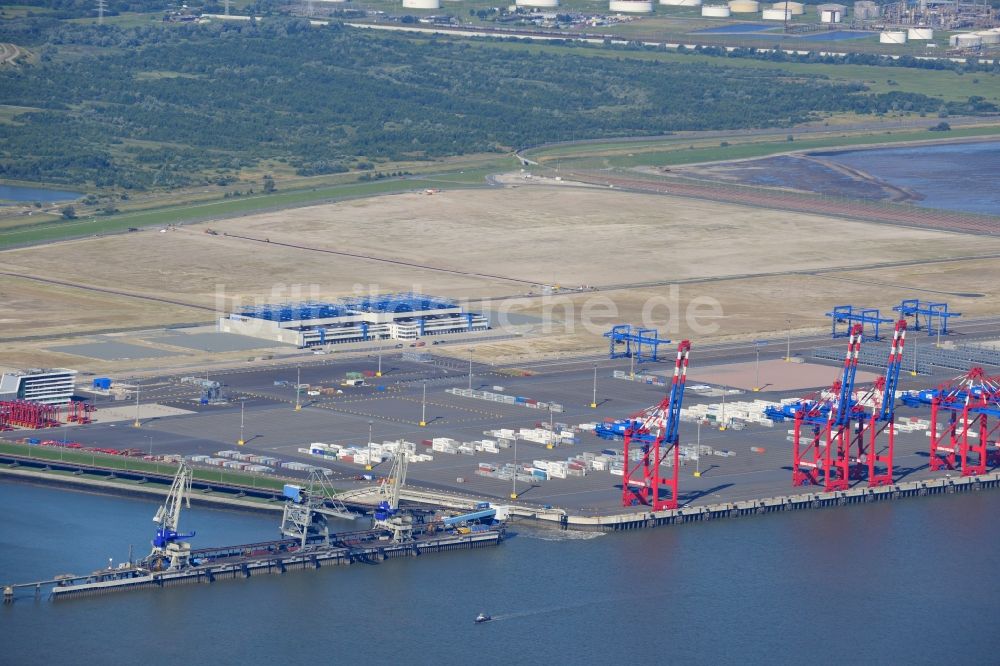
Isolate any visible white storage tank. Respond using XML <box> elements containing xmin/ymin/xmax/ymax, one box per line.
<box><xmin>853</xmin><ymin>0</ymin><xmax>878</xmax><ymax>19</ymax></box>
<box><xmin>907</xmin><ymin>27</ymin><xmax>934</xmax><ymax>40</ymax></box>
<box><xmin>771</xmin><ymin>1</ymin><xmax>803</xmax><ymax>14</ymax></box>
<box><xmin>976</xmin><ymin>31</ymin><xmax>1000</xmax><ymax>45</ymax></box>
<box><xmin>660</xmin><ymin>0</ymin><xmax>702</xmax><ymax>5</ymax></box>
<box><xmin>762</xmin><ymin>8</ymin><xmax>791</xmax><ymax>19</ymax></box>
<box><xmin>820</xmin><ymin>9</ymin><xmax>841</xmax><ymax>22</ymax></box>
<box><xmin>402</xmin><ymin>0</ymin><xmax>440</xmax><ymax>7</ymax></box>
<box><xmin>609</xmin><ymin>0</ymin><xmax>654</xmax><ymax>11</ymax></box>
<box><xmin>728</xmin><ymin>0</ymin><xmax>759</xmax><ymax>11</ymax></box>
<box><xmin>516</xmin><ymin>0</ymin><xmax>560</xmax><ymax>6</ymax></box>
<box><xmin>701</xmin><ymin>4</ymin><xmax>731</xmax><ymax>16</ymax></box>
<box><xmin>949</xmin><ymin>33</ymin><xmax>982</xmax><ymax>48</ymax></box>
<box><xmin>879</xmin><ymin>31</ymin><xmax>907</xmax><ymax>44</ymax></box>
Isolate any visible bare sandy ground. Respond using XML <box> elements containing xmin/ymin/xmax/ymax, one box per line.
<box><xmin>2</xmin><ymin>185</ymin><xmax>998</xmax><ymax>370</ymax></box>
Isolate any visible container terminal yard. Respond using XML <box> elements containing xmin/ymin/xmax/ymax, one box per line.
<box><xmin>3</xmin><ymin>303</ymin><xmax>999</xmax><ymax>531</ymax></box>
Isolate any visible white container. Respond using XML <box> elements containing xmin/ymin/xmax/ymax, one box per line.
<box><xmin>401</xmin><ymin>0</ymin><xmax>440</xmax><ymax>7</ymax></box>
<box><xmin>660</xmin><ymin>0</ymin><xmax>702</xmax><ymax>4</ymax></box>
<box><xmin>516</xmin><ymin>0</ymin><xmax>559</xmax><ymax>5</ymax></box>
<box><xmin>907</xmin><ymin>27</ymin><xmax>933</xmax><ymax>40</ymax></box>
<box><xmin>701</xmin><ymin>4</ymin><xmax>731</xmax><ymax>16</ymax></box>
<box><xmin>880</xmin><ymin>31</ymin><xmax>907</xmax><ymax>44</ymax></box>
<box><xmin>761</xmin><ymin>8</ymin><xmax>790</xmax><ymax>19</ymax></box>
<box><xmin>609</xmin><ymin>0</ymin><xmax>654</xmax><ymax>11</ymax></box>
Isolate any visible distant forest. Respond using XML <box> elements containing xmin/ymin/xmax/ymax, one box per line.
<box><xmin>0</xmin><ymin>18</ymin><xmax>995</xmax><ymax>189</ymax></box>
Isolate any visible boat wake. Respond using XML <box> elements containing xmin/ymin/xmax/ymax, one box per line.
<box><xmin>521</xmin><ymin>529</ymin><xmax>605</xmax><ymax>542</ymax></box>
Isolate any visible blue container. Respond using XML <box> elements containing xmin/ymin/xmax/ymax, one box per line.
<box><xmin>92</xmin><ymin>377</ymin><xmax>111</xmax><ymax>390</ymax></box>
<box><xmin>515</xmin><ymin>397</ymin><xmax>527</xmax><ymax>404</ymax></box>
<box><xmin>27</xmin><ymin>438</ymin><xmax>40</xmax><ymax>445</ymax></box>
<box><xmin>377</xmin><ymin>386</ymin><xmax>386</xmax><ymax>391</ymax></box>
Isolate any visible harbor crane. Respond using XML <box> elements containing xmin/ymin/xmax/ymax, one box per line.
<box><xmin>767</xmin><ymin>324</ymin><xmax>864</xmax><ymax>490</ymax></box>
<box><xmin>852</xmin><ymin>320</ymin><xmax>907</xmax><ymax>487</ymax></box>
<box><xmin>901</xmin><ymin>367</ymin><xmax>1000</xmax><ymax>476</ymax></box>
<box><xmin>144</xmin><ymin>463</ymin><xmax>195</xmax><ymax>571</ymax></box>
<box><xmin>621</xmin><ymin>340</ymin><xmax>691</xmax><ymax>511</ymax></box>
<box><xmin>280</xmin><ymin>469</ymin><xmax>358</xmax><ymax>548</ymax></box>
<box><xmin>372</xmin><ymin>448</ymin><xmax>413</xmax><ymax>541</ymax></box>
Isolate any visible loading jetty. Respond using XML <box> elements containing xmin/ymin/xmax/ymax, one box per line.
<box><xmin>3</xmin><ymin>460</ymin><xmax>506</xmax><ymax>604</ymax></box>
<box><xmin>4</xmin><ymin>526</ymin><xmax>503</xmax><ymax>603</ymax></box>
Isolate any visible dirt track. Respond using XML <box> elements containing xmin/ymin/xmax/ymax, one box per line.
<box><xmin>567</xmin><ymin>171</ymin><xmax>1000</xmax><ymax>237</ymax></box>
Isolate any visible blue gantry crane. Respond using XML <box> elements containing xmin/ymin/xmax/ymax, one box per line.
<box><xmin>825</xmin><ymin>305</ymin><xmax>893</xmax><ymax>340</ymax></box>
<box><xmin>604</xmin><ymin>324</ymin><xmax>670</xmax><ymax>363</ymax></box>
<box><xmin>892</xmin><ymin>299</ymin><xmax>961</xmax><ymax>337</ymax></box>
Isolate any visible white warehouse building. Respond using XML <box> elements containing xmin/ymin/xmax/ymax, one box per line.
<box><xmin>219</xmin><ymin>293</ymin><xmax>490</xmax><ymax>347</ymax></box>
<box><xmin>0</xmin><ymin>368</ymin><xmax>78</xmax><ymax>405</ymax></box>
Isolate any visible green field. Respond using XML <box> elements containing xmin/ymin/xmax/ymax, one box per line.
<box><xmin>0</xmin><ymin>166</ymin><xmax>510</xmax><ymax>249</ymax></box>
<box><xmin>526</xmin><ymin>124</ymin><xmax>1000</xmax><ymax>169</ymax></box>
<box><xmin>0</xmin><ymin>440</ymin><xmax>292</xmax><ymax>492</ymax></box>
<box><xmin>458</xmin><ymin>38</ymin><xmax>1000</xmax><ymax>105</ymax></box>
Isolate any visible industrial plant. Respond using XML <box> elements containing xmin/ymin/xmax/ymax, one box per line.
<box><xmin>219</xmin><ymin>292</ymin><xmax>489</xmax><ymax>347</ymax></box>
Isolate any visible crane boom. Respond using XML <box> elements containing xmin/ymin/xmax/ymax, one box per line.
<box><xmin>878</xmin><ymin>320</ymin><xmax>907</xmax><ymax>422</ymax></box>
<box><xmin>834</xmin><ymin>324</ymin><xmax>863</xmax><ymax>426</ymax></box>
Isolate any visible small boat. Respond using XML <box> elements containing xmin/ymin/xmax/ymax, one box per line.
<box><xmin>475</xmin><ymin>612</ymin><xmax>492</xmax><ymax>624</ymax></box>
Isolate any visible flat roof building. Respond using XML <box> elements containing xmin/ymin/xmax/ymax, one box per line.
<box><xmin>0</xmin><ymin>368</ymin><xmax>78</xmax><ymax>405</ymax></box>
<box><xmin>220</xmin><ymin>293</ymin><xmax>489</xmax><ymax>347</ymax></box>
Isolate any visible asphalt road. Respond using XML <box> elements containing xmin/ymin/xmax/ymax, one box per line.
<box><xmin>41</xmin><ymin>320</ymin><xmax>999</xmax><ymax>516</ymax></box>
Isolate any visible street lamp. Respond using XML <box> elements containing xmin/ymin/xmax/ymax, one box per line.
<box><xmin>591</xmin><ymin>363</ymin><xmax>598</xmax><ymax>409</ymax></box>
<box><xmin>511</xmin><ymin>435</ymin><xmax>518</xmax><ymax>500</ymax></box>
<box><xmin>366</xmin><ymin>420</ymin><xmax>374</xmax><ymax>471</ymax></box>
<box><xmin>132</xmin><ymin>379</ymin><xmax>141</xmax><ymax>428</ymax></box>
<box><xmin>376</xmin><ymin>347</ymin><xmax>383</xmax><ymax>378</ymax></box>
<box><xmin>694</xmin><ymin>420</ymin><xmax>703</xmax><ymax>478</ymax></box>
<box><xmin>719</xmin><ymin>387</ymin><xmax>728</xmax><ymax>431</ymax></box>
<box><xmin>911</xmin><ymin>335</ymin><xmax>918</xmax><ymax>376</ymax></box>
<box><xmin>785</xmin><ymin>318</ymin><xmax>792</xmax><ymax>362</ymax></box>
<box><xmin>294</xmin><ymin>367</ymin><xmax>302</xmax><ymax>411</ymax></box>
<box><xmin>468</xmin><ymin>349</ymin><xmax>473</xmax><ymax>390</ymax></box>
<box><xmin>238</xmin><ymin>399</ymin><xmax>246</xmax><ymax>446</ymax></box>
<box><xmin>753</xmin><ymin>343</ymin><xmax>761</xmax><ymax>392</ymax></box>
<box><xmin>419</xmin><ymin>381</ymin><xmax>427</xmax><ymax>427</ymax></box>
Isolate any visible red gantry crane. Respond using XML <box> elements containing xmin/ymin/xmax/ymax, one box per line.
<box><xmin>902</xmin><ymin>367</ymin><xmax>1000</xmax><ymax>476</ymax></box>
<box><xmin>622</xmin><ymin>340</ymin><xmax>691</xmax><ymax>511</ymax></box>
<box><xmin>853</xmin><ymin>320</ymin><xmax>907</xmax><ymax>487</ymax></box>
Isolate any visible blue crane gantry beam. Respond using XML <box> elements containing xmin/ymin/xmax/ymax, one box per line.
<box><xmin>892</xmin><ymin>299</ymin><xmax>961</xmax><ymax>337</ymax></box>
<box><xmin>604</xmin><ymin>324</ymin><xmax>671</xmax><ymax>363</ymax></box>
<box><xmin>825</xmin><ymin>305</ymin><xmax>893</xmax><ymax>340</ymax></box>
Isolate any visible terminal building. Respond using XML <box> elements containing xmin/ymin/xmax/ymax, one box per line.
<box><xmin>219</xmin><ymin>293</ymin><xmax>490</xmax><ymax>347</ymax></box>
<box><xmin>0</xmin><ymin>368</ymin><xmax>78</xmax><ymax>405</ymax></box>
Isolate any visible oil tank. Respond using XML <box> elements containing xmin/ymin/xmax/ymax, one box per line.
<box><xmin>516</xmin><ymin>0</ymin><xmax>560</xmax><ymax>5</ymax></box>
<box><xmin>771</xmin><ymin>1</ymin><xmax>804</xmax><ymax>14</ymax></box>
<box><xmin>976</xmin><ymin>31</ymin><xmax>1000</xmax><ymax>45</ymax></box>
<box><xmin>660</xmin><ymin>0</ymin><xmax>702</xmax><ymax>5</ymax></box>
<box><xmin>879</xmin><ymin>31</ymin><xmax>907</xmax><ymax>44</ymax></box>
<box><xmin>907</xmin><ymin>27</ymin><xmax>933</xmax><ymax>40</ymax></box>
<box><xmin>853</xmin><ymin>0</ymin><xmax>878</xmax><ymax>20</ymax></box>
<box><xmin>402</xmin><ymin>0</ymin><xmax>440</xmax><ymax>7</ymax></box>
<box><xmin>609</xmin><ymin>0</ymin><xmax>654</xmax><ymax>11</ymax></box>
<box><xmin>950</xmin><ymin>33</ymin><xmax>982</xmax><ymax>48</ymax></box>
<box><xmin>761</xmin><ymin>8</ymin><xmax>791</xmax><ymax>19</ymax></box>
<box><xmin>728</xmin><ymin>0</ymin><xmax>759</xmax><ymax>11</ymax></box>
<box><xmin>701</xmin><ymin>4</ymin><xmax>731</xmax><ymax>16</ymax></box>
